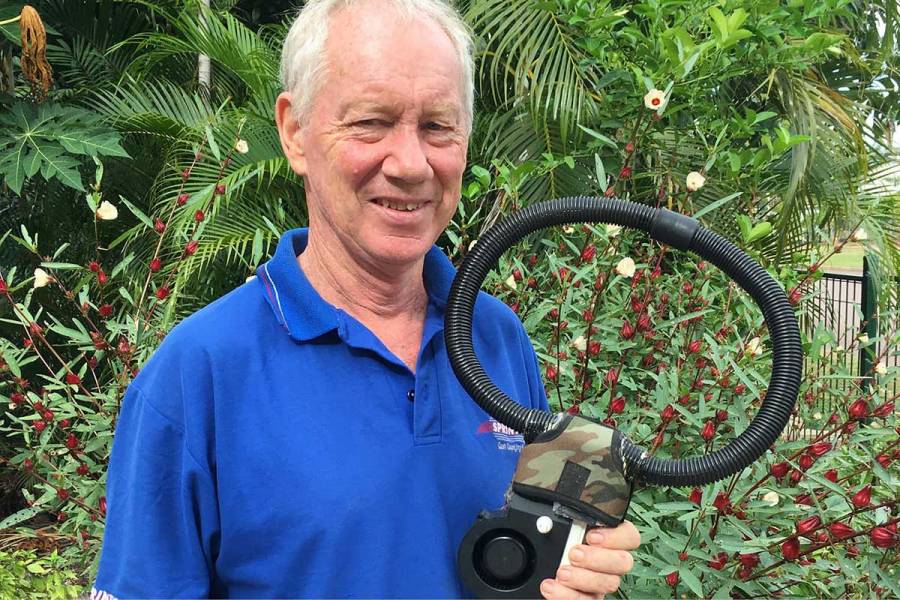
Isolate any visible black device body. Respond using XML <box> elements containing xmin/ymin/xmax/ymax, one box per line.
<box><xmin>458</xmin><ymin>492</ymin><xmax>577</xmax><ymax>598</ymax></box>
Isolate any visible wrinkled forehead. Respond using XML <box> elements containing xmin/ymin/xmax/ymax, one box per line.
<box><xmin>318</xmin><ymin>5</ymin><xmax>466</xmax><ymax>114</ymax></box>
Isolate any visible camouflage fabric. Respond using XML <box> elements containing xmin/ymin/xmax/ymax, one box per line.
<box><xmin>512</xmin><ymin>414</ymin><xmax>632</xmax><ymax>523</ymax></box>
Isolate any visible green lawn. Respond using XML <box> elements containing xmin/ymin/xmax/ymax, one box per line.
<box><xmin>821</xmin><ymin>243</ymin><xmax>864</xmax><ymax>271</ymax></box>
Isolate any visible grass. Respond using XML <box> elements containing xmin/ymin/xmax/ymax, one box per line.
<box><xmin>821</xmin><ymin>242</ymin><xmax>864</xmax><ymax>271</ymax></box>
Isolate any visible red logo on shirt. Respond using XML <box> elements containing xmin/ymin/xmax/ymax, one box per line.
<box><xmin>476</xmin><ymin>418</ymin><xmax>524</xmax><ymax>452</ymax></box>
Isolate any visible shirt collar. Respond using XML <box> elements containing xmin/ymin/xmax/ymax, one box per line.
<box><xmin>256</xmin><ymin>227</ymin><xmax>457</xmax><ymax>342</ymax></box>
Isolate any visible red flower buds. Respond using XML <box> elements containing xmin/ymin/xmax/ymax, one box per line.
<box><xmin>619</xmin><ymin>166</ymin><xmax>632</xmax><ymax>179</ymax></box>
<box><xmin>66</xmin><ymin>434</ymin><xmax>78</xmax><ymax>449</ymax></box>
<box><xmin>580</xmin><ymin>244</ymin><xmax>596</xmax><ymax>262</ymax></box>
<box><xmin>771</xmin><ymin>462</ymin><xmax>790</xmax><ymax>478</ymax></box>
<box><xmin>215</xmin><ymin>184</ymin><xmax>226</xmax><ymax>195</ymax></box>
<box><xmin>876</xmin><ymin>454</ymin><xmax>891</xmax><ymax>468</ymax></box>
<box><xmin>848</xmin><ymin>398</ymin><xmax>869</xmax><ymax>419</ymax></box>
<box><xmin>582</xmin><ymin>309</ymin><xmax>594</xmax><ymax>322</ymax></box>
<box><xmin>149</xmin><ymin>257</ymin><xmax>162</xmax><ymax>272</ymax></box>
<box><xmin>546</xmin><ymin>365</ymin><xmax>558</xmax><ymax>382</ymax></box>
<box><xmin>588</xmin><ymin>341</ymin><xmax>601</xmax><ymax>356</ymax></box>
<box><xmin>824</xmin><ymin>469</ymin><xmax>838</xmax><ymax>483</ymax></box>
<box><xmin>738</xmin><ymin>553</ymin><xmax>759</xmax><ymax>569</ymax></box>
<box><xmin>185</xmin><ymin>240</ymin><xmax>199</xmax><ymax>256</ymax></box>
<box><xmin>636</xmin><ymin>313</ymin><xmax>651</xmax><ymax>331</ymax></box>
<box><xmin>620</xmin><ymin>319</ymin><xmax>635</xmax><ymax>340</ymax></box>
<box><xmin>549</xmin><ymin>308</ymin><xmax>559</xmax><ymax>319</ymax></box>
<box><xmin>605</xmin><ymin>368</ymin><xmax>619</xmax><ymax>386</ymax></box>
<box><xmin>97</xmin><ymin>270</ymin><xmax>108</xmax><ymax>285</ymax></box>
<box><xmin>712</xmin><ymin>491</ymin><xmax>730</xmax><ymax>513</ymax></box>
<box><xmin>789</xmin><ymin>287</ymin><xmax>801</xmax><ymax>305</ymax></box>
<box><xmin>708</xmin><ymin>552</ymin><xmax>728</xmax><ymax>570</ymax></box>
<box><xmin>88</xmin><ymin>261</ymin><xmax>100</xmax><ymax>272</ymax></box>
<box><xmin>873</xmin><ymin>401</ymin><xmax>894</xmax><ymax>418</ymax></box>
<box><xmin>57</xmin><ymin>488</ymin><xmax>69</xmax><ymax>500</ymax></box>
<box><xmin>665</xmin><ymin>572</ymin><xmax>679</xmax><ymax>586</ymax></box>
<box><xmin>99</xmin><ymin>304</ymin><xmax>113</xmax><ymax>318</ymax></box>
<box><xmin>661</xmin><ymin>404</ymin><xmax>675</xmax><ymax>421</ymax></box>
<box><xmin>807</xmin><ymin>441</ymin><xmax>832</xmax><ymax>458</ymax></box>
<box><xmin>851</xmin><ymin>484</ymin><xmax>871</xmax><ymax>508</ymax></box>
<box><xmin>610</xmin><ymin>396</ymin><xmax>625</xmax><ymax>414</ymax></box>
<box><xmin>194</xmin><ymin>210</ymin><xmax>205</xmax><ymax>222</ymax></box>
<box><xmin>701</xmin><ymin>420</ymin><xmax>716</xmax><ymax>441</ymax></box>
<box><xmin>781</xmin><ymin>537</ymin><xmax>800</xmax><ymax>560</ymax></box>
<box><xmin>871</xmin><ymin>526</ymin><xmax>898</xmax><ymax>549</ymax></box>
<box><xmin>77</xmin><ymin>463</ymin><xmax>89</xmax><ymax>476</ymax></box>
<box><xmin>828</xmin><ymin>522</ymin><xmax>855</xmax><ymax>540</ymax></box>
<box><xmin>65</xmin><ymin>373</ymin><xmax>80</xmax><ymax>385</ymax></box>
<box><xmin>796</xmin><ymin>516</ymin><xmax>821</xmax><ymax>537</ymax></box>
<box><xmin>683</xmin><ymin>282</ymin><xmax>693</xmax><ymax>294</ymax></box>
<box><xmin>799</xmin><ymin>454</ymin><xmax>815</xmax><ymax>470</ymax></box>
<box><xmin>155</xmin><ymin>218</ymin><xmax>167</xmax><ymax>233</ymax></box>
<box><xmin>688</xmin><ymin>488</ymin><xmax>702</xmax><ymax>505</ymax></box>
<box><xmin>687</xmin><ymin>339</ymin><xmax>702</xmax><ymax>354</ymax></box>
<box><xmin>566</xmin><ymin>404</ymin><xmax>579</xmax><ymax>415</ymax></box>
<box><xmin>156</xmin><ymin>286</ymin><xmax>170</xmax><ymax>300</ymax></box>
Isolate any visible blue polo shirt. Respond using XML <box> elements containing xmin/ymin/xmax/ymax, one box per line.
<box><xmin>93</xmin><ymin>227</ymin><xmax>549</xmax><ymax>599</ymax></box>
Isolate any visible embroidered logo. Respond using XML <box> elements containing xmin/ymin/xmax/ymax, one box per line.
<box><xmin>476</xmin><ymin>418</ymin><xmax>524</xmax><ymax>453</ymax></box>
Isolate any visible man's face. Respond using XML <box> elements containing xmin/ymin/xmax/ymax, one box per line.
<box><xmin>277</xmin><ymin>2</ymin><xmax>469</xmax><ymax>269</ymax></box>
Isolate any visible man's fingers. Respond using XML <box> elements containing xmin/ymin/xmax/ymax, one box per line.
<box><xmin>557</xmin><ymin>566</ymin><xmax>621</xmax><ymax>595</ymax></box>
<box><xmin>540</xmin><ymin>578</ymin><xmax>597</xmax><ymax>600</ymax></box>
<box><xmin>567</xmin><ymin>545</ymin><xmax>634</xmax><ymax>575</ymax></box>
<box><xmin>585</xmin><ymin>520</ymin><xmax>641</xmax><ymax>550</ymax></box>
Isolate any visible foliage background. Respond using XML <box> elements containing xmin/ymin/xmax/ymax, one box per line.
<box><xmin>0</xmin><ymin>0</ymin><xmax>898</xmax><ymax>597</ymax></box>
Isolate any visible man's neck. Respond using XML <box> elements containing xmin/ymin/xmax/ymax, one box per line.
<box><xmin>298</xmin><ymin>230</ymin><xmax>429</xmax><ymax>326</ymax></box>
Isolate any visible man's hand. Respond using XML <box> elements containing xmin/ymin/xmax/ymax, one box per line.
<box><xmin>540</xmin><ymin>520</ymin><xmax>640</xmax><ymax>599</ymax></box>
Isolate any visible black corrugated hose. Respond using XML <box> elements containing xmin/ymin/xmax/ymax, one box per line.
<box><xmin>444</xmin><ymin>197</ymin><xmax>802</xmax><ymax>487</ymax></box>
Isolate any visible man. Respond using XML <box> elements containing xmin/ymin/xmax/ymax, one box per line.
<box><xmin>92</xmin><ymin>0</ymin><xmax>640</xmax><ymax>597</ymax></box>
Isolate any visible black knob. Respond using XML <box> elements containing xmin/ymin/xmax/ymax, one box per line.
<box><xmin>481</xmin><ymin>535</ymin><xmax>528</xmax><ymax>581</ymax></box>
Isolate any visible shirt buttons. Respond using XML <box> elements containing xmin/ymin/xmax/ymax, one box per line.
<box><xmin>407</xmin><ymin>389</ymin><xmax>415</xmax><ymax>402</ymax></box>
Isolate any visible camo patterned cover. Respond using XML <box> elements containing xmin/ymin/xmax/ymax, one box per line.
<box><xmin>512</xmin><ymin>414</ymin><xmax>632</xmax><ymax>522</ymax></box>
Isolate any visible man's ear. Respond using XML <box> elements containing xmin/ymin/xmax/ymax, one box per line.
<box><xmin>275</xmin><ymin>92</ymin><xmax>307</xmax><ymax>176</ymax></box>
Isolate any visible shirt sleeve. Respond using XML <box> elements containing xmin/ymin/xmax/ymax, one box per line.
<box><xmin>92</xmin><ymin>384</ymin><xmax>219</xmax><ymax>599</ymax></box>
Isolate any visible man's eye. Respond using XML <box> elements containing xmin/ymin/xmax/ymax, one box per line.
<box><xmin>424</xmin><ymin>122</ymin><xmax>449</xmax><ymax>132</ymax></box>
<box><xmin>356</xmin><ymin>119</ymin><xmax>388</xmax><ymax>127</ymax></box>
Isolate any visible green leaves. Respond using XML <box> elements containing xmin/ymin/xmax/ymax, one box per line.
<box><xmin>0</xmin><ymin>103</ymin><xmax>129</xmax><ymax>195</ymax></box>
<box><xmin>707</xmin><ymin>7</ymin><xmax>754</xmax><ymax>49</ymax></box>
<box><xmin>736</xmin><ymin>214</ymin><xmax>774</xmax><ymax>244</ymax></box>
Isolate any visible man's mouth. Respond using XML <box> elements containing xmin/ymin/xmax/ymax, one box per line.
<box><xmin>373</xmin><ymin>198</ymin><xmax>428</xmax><ymax>212</ymax></box>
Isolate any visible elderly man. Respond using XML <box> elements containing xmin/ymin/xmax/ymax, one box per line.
<box><xmin>92</xmin><ymin>0</ymin><xmax>640</xmax><ymax>598</ymax></box>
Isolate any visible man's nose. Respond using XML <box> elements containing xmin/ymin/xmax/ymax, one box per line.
<box><xmin>382</xmin><ymin>126</ymin><xmax>433</xmax><ymax>183</ymax></box>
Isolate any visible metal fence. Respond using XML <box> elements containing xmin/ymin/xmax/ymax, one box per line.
<box><xmin>798</xmin><ymin>259</ymin><xmax>899</xmax><ymax>432</ymax></box>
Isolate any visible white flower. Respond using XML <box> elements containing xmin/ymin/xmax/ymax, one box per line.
<box><xmin>571</xmin><ymin>336</ymin><xmax>587</xmax><ymax>352</ymax></box>
<box><xmin>745</xmin><ymin>337</ymin><xmax>763</xmax><ymax>356</ymax></box>
<box><xmin>643</xmin><ymin>89</ymin><xmax>666</xmax><ymax>110</ymax></box>
<box><xmin>33</xmin><ymin>268</ymin><xmax>51</xmax><ymax>288</ymax></box>
<box><xmin>606</xmin><ymin>224</ymin><xmax>622</xmax><ymax>237</ymax></box>
<box><xmin>234</xmin><ymin>139</ymin><xmax>249</xmax><ymax>154</ymax></box>
<box><xmin>95</xmin><ymin>201</ymin><xmax>118</xmax><ymax>221</ymax></box>
<box><xmin>813</xmin><ymin>412</ymin><xmax>822</xmax><ymax>420</ymax></box>
<box><xmin>562</xmin><ymin>225</ymin><xmax>575</xmax><ymax>234</ymax></box>
<box><xmin>615</xmin><ymin>257</ymin><xmax>636</xmax><ymax>278</ymax></box>
<box><xmin>245</xmin><ymin>275</ymin><xmax>257</xmax><ymax>283</ymax></box>
<box><xmin>874</xmin><ymin>361</ymin><xmax>887</xmax><ymax>376</ymax></box>
<box><xmin>468</xmin><ymin>239</ymin><xmax>478</xmax><ymax>251</ymax></box>
<box><xmin>686</xmin><ymin>171</ymin><xmax>706</xmax><ymax>192</ymax></box>
<box><xmin>857</xmin><ymin>333</ymin><xmax>869</xmax><ymax>344</ymax></box>
<box><xmin>504</xmin><ymin>274</ymin><xmax>517</xmax><ymax>290</ymax></box>
<box><xmin>850</xmin><ymin>227</ymin><xmax>867</xmax><ymax>242</ymax></box>
<box><xmin>762</xmin><ymin>491</ymin><xmax>779</xmax><ymax>507</ymax></box>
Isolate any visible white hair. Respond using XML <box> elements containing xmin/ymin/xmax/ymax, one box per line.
<box><xmin>279</xmin><ymin>0</ymin><xmax>475</xmax><ymax>131</ymax></box>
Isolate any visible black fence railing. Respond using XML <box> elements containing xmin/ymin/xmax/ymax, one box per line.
<box><xmin>792</xmin><ymin>258</ymin><xmax>899</xmax><ymax>438</ymax></box>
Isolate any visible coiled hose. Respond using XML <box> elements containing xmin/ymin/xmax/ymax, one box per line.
<box><xmin>444</xmin><ymin>197</ymin><xmax>802</xmax><ymax>487</ymax></box>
